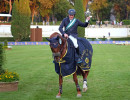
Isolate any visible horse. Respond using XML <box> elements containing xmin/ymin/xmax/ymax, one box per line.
<box><xmin>46</xmin><ymin>32</ymin><xmax>93</xmax><ymax>98</ymax></box>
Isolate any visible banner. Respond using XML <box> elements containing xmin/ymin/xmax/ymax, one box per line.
<box><xmin>1</xmin><ymin>41</ymin><xmax>130</xmax><ymax>45</ymax></box>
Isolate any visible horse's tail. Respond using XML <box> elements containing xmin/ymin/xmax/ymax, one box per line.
<box><xmin>76</xmin><ymin>66</ymin><xmax>84</xmax><ymax>75</ymax></box>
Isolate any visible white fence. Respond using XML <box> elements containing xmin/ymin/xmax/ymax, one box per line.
<box><xmin>0</xmin><ymin>25</ymin><xmax>129</xmax><ymax>38</ymax></box>
<box><xmin>85</xmin><ymin>28</ymin><xmax>129</xmax><ymax>38</ymax></box>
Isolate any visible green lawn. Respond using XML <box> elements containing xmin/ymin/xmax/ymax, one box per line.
<box><xmin>0</xmin><ymin>44</ymin><xmax>130</xmax><ymax>100</ymax></box>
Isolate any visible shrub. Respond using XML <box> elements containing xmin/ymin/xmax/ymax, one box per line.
<box><xmin>0</xmin><ymin>44</ymin><xmax>5</xmax><ymax>74</ymax></box>
<box><xmin>122</xmin><ymin>20</ymin><xmax>130</xmax><ymax>25</ymax></box>
<box><xmin>0</xmin><ymin>44</ymin><xmax>19</xmax><ymax>82</ymax></box>
<box><xmin>4</xmin><ymin>40</ymin><xmax>8</xmax><ymax>49</ymax></box>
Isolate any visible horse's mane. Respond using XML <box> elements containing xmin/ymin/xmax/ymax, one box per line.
<box><xmin>50</xmin><ymin>32</ymin><xmax>62</xmax><ymax>39</ymax></box>
<box><xmin>50</xmin><ymin>32</ymin><xmax>65</xmax><ymax>43</ymax></box>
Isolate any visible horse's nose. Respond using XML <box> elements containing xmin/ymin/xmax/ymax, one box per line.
<box><xmin>54</xmin><ymin>57</ymin><xmax>60</xmax><ymax>63</ymax></box>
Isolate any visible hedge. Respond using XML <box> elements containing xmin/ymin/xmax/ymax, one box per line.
<box><xmin>0</xmin><ymin>44</ymin><xmax>5</xmax><ymax>74</ymax></box>
<box><xmin>122</xmin><ymin>20</ymin><xmax>130</xmax><ymax>25</ymax></box>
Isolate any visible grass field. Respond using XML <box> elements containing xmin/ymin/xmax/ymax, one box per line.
<box><xmin>0</xmin><ymin>44</ymin><xmax>130</xmax><ymax>100</ymax></box>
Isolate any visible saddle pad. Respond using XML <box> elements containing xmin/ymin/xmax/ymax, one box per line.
<box><xmin>77</xmin><ymin>38</ymin><xmax>93</xmax><ymax>71</ymax></box>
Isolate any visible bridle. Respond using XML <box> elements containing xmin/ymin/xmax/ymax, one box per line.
<box><xmin>50</xmin><ymin>38</ymin><xmax>67</xmax><ymax>61</ymax></box>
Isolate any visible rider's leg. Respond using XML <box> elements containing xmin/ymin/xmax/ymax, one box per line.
<box><xmin>69</xmin><ymin>35</ymin><xmax>82</xmax><ymax>63</ymax></box>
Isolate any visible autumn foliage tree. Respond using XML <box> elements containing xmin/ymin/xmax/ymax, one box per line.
<box><xmin>0</xmin><ymin>0</ymin><xmax>10</xmax><ymax>21</ymax></box>
<box><xmin>83</xmin><ymin>0</ymin><xmax>89</xmax><ymax>12</ymax></box>
<box><xmin>30</xmin><ymin>0</ymin><xmax>40</xmax><ymax>24</ymax></box>
<box><xmin>112</xmin><ymin>0</ymin><xmax>130</xmax><ymax>21</ymax></box>
<box><xmin>90</xmin><ymin>0</ymin><xmax>108</xmax><ymax>21</ymax></box>
<box><xmin>38</xmin><ymin>0</ymin><xmax>59</xmax><ymax>23</ymax></box>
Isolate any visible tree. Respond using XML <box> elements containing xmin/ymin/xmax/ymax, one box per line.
<box><xmin>83</xmin><ymin>0</ymin><xmax>89</xmax><ymax>12</ymax></box>
<box><xmin>11</xmin><ymin>0</ymin><xmax>21</xmax><ymax>41</ymax></box>
<box><xmin>112</xmin><ymin>0</ymin><xmax>130</xmax><ymax>21</ymax></box>
<box><xmin>90</xmin><ymin>0</ymin><xmax>108</xmax><ymax>21</ymax></box>
<box><xmin>0</xmin><ymin>0</ymin><xmax>9</xmax><ymax>21</ymax></box>
<box><xmin>74</xmin><ymin>0</ymin><xmax>85</xmax><ymax>38</ymax></box>
<box><xmin>68</xmin><ymin>0</ymin><xmax>89</xmax><ymax>11</ymax></box>
<box><xmin>0</xmin><ymin>0</ymin><xmax>8</xmax><ymax>13</ymax></box>
<box><xmin>126</xmin><ymin>0</ymin><xmax>130</xmax><ymax>19</ymax></box>
<box><xmin>2</xmin><ymin>0</ymin><xmax>14</xmax><ymax>22</ymax></box>
<box><xmin>38</xmin><ymin>0</ymin><xmax>59</xmax><ymax>22</ymax></box>
<box><xmin>11</xmin><ymin>0</ymin><xmax>31</xmax><ymax>41</ymax></box>
<box><xmin>30</xmin><ymin>0</ymin><xmax>40</xmax><ymax>24</ymax></box>
<box><xmin>107</xmin><ymin>0</ymin><xmax>129</xmax><ymax>21</ymax></box>
<box><xmin>53</xmin><ymin>0</ymin><xmax>73</xmax><ymax>20</ymax></box>
<box><xmin>19</xmin><ymin>0</ymin><xmax>31</xmax><ymax>39</ymax></box>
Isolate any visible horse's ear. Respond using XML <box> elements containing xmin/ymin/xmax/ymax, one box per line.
<box><xmin>46</xmin><ymin>38</ymin><xmax>51</xmax><ymax>42</ymax></box>
<box><xmin>59</xmin><ymin>38</ymin><xmax>62</xmax><ymax>44</ymax></box>
<box><xmin>56</xmin><ymin>36</ymin><xmax>59</xmax><ymax>40</ymax></box>
<box><xmin>56</xmin><ymin>36</ymin><xmax>62</xmax><ymax>44</ymax></box>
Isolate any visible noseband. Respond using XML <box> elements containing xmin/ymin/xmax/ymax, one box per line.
<box><xmin>51</xmin><ymin>39</ymin><xmax>67</xmax><ymax>60</ymax></box>
<box><xmin>53</xmin><ymin>52</ymin><xmax>61</xmax><ymax>57</ymax></box>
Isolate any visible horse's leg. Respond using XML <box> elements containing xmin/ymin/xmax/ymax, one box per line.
<box><xmin>82</xmin><ymin>71</ymin><xmax>89</xmax><ymax>92</ymax></box>
<box><xmin>73</xmin><ymin>72</ymin><xmax>82</xmax><ymax>97</ymax></box>
<box><xmin>56</xmin><ymin>74</ymin><xmax>63</xmax><ymax>98</ymax></box>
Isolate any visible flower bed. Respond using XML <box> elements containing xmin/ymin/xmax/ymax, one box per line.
<box><xmin>0</xmin><ymin>81</ymin><xmax>19</xmax><ymax>92</ymax></box>
<box><xmin>0</xmin><ymin>71</ymin><xmax>19</xmax><ymax>82</ymax></box>
<box><xmin>0</xmin><ymin>44</ymin><xmax>19</xmax><ymax>92</ymax></box>
<box><xmin>0</xmin><ymin>71</ymin><xmax>19</xmax><ymax>92</ymax></box>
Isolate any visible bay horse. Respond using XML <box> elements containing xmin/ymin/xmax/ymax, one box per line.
<box><xmin>46</xmin><ymin>32</ymin><xmax>93</xmax><ymax>98</ymax></box>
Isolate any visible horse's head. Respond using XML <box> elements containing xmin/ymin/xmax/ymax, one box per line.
<box><xmin>46</xmin><ymin>33</ymin><xmax>66</xmax><ymax>62</ymax></box>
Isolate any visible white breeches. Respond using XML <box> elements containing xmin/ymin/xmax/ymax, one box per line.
<box><xmin>69</xmin><ymin>35</ymin><xmax>78</xmax><ymax>48</ymax></box>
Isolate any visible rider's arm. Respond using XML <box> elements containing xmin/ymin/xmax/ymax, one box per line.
<box><xmin>78</xmin><ymin>19</ymin><xmax>89</xmax><ymax>27</ymax></box>
<box><xmin>59</xmin><ymin>18</ymin><xmax>66</xmax><ymax>35</ymax></box>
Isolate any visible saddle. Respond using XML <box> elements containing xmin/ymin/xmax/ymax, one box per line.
<box><xmin>68</xmin><ymin>38</ymin><xmax>93</xmax><ymax>69</ymax></box>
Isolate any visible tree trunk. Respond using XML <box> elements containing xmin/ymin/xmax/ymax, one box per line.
<box><xmin>126</xmin><ymin>11</ymin><xmax>128</xmax><ymax>19</ymax></box>
<box><xmin>7</xmin><ymin>0</ymin><xmax>12</xmax><ymax>22</ymax></box>
<box><xmin>97</xmin><ymin>10</ymin><xmax>100</xmax><ymax>21</ymax></box>
<box><xmin>46</xmin><ymin>14</ymin><xmax>50</xmax><ymax>25</ymax></box>
<box><xmin>31</xmin><ymin>10</ymin><xmax>35</xmax><ymax>24</ymax></box>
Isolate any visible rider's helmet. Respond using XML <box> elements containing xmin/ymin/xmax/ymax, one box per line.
<box><xmin>68</xmin><ymin>9</ymin><xmax>76</xmax><ymax>15</ymax></box>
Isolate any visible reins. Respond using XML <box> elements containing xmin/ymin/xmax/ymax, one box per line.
<box><xmin>60</xmin><ymin>38</ymin><xmax>67</xmax><ymax>54</ymax></box>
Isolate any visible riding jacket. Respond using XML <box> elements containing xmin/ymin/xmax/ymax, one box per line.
<box><xmin>59</xmin><ymin>17</ymin><xmax>89</xmax><ymax>38</ymax></box>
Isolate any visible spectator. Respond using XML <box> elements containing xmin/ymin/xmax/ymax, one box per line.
<box><xmin>108</xmin><ymin>32</ymin><xmax>110</xmax><ymax>37</ymax></box>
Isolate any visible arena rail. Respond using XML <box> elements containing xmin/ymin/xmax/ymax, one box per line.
<box><xmin>0</xmin><ymin>41</ymin><xmax>130</xmax><ymax>46</ymax></box>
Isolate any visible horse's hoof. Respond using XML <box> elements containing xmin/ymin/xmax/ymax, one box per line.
<box><xmin>56</xmin><ymin>95</ymin><xmax>61</xmax><ymax>98</ymax></box>
<box><xmin>77</xmin><ymin>94</ymin><xmax>82</xmax><ymax>97</ymax></box>
<box><xmin>82</xmin><ymin>87</ymin><xmax>88</xmax><ymax>92</ymax></box>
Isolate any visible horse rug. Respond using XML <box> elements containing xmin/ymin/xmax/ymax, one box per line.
<box><xmin>54</xmin><ymin>38</ymin><xmax>93</xmax><ymax>77</ymax></box>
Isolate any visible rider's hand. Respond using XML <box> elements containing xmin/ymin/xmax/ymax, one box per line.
<box><xmin>86</xmin><ymin>17</ymin><xmax>90</xmax><ymax>22</ymax></box>
<box><xmin>64</xmin><ymin>33</ymin><xmax>68</xmax><ymax>39</ymax></box>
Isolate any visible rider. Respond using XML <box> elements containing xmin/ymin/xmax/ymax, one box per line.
<box><xmin>59</xmin><ymin>9</ymin><xmax>90</xmax><ymax>64</ymax></box>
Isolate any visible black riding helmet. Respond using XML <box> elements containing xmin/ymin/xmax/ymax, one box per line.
<box><xmin>68</xmin><ymin>9</ymin><xmax>76</xmax><ymax>15</ymax></box>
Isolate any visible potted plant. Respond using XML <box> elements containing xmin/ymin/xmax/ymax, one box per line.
<box><xmin>0</xmin><ymin>44</ymin><xmax>19</xmax><ymax>92</ymax></box>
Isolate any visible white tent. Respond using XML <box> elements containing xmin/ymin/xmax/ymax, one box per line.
<box><xmin>0</xmin><ymin>14</ymin><xmax>12</xmax><ymax>17</ymax></box>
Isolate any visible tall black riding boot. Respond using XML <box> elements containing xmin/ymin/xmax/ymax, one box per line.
<box><xmin>75</xmin><ymin>47</ymin><xmax>82</xmax><ymax>64</ymax></box>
